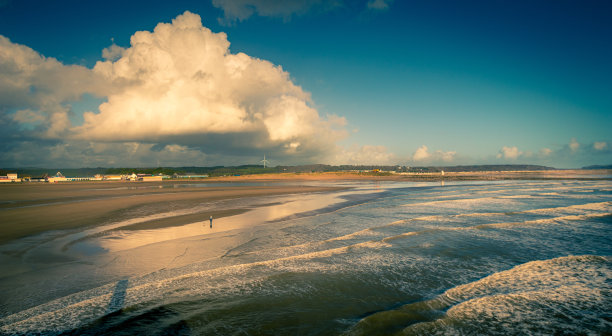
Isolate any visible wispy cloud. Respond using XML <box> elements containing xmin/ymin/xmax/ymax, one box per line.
<box><xmin>539</xmin><ymin>148</ymin><xmax>552</xmax><ymax>156</ymax></box>
<box><xmin>569</xmin><ymin>138</ymin><xmax>580</xmax><ymax>152</ymax></box>
<box><xmin>367</xmin><ymin>0</ymin><xmax>394</xmax><ymax>11</ymax></box>
<box><xmin>593</xmin><ymin>141</ymin><xmax>608</xmax><ymax>151</ymax></box>
<box><xmin>212</xmin><ymin>0</ymin><xmax>340</xmax><ymax>24</ymax></box>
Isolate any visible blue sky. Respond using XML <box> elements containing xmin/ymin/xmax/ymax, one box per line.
<box><xmin>0</xmin><ymin>0</ymin><xmax>610</xmax><ymax>168</ymax></box>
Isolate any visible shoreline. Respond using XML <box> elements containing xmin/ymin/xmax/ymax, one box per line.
<box><xmin>0</xmin><ymin>169</ymin><xmax>609</xmax><ymax>187</ymax></box>
<box><xmin>1</xmin><ymin>169</ymin><xmax>609</xmax><ymax>243</ymax></box>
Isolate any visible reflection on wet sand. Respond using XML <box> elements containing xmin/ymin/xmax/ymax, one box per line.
<box><xmin>77</xmin><ymin>189</ymin><xmax>382</xmax><ymax>254</ymax></box>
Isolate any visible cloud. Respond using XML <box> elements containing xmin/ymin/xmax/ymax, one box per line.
<box><xmin>411</xmin><ymin>145</ymin><xmax>456</xmax><ymax>163</ymax></box>
<box><xmin>367</xmin><ymin>0</ymin><xmax>394</xmax><ymax>10</ymax></box>
<box><xmin>212</xmin><ymin>0</ymin><xmax>339</xmax><ymax>24</ymax></box>
<box><xmin>593</xmin><ymin>141</ymin><xmax>608</xmax><ymax>151</ymax></box>
<box><xmin>488</xmin><ymin>139</ymin><xmax>612</xmax><ymax>168</ymax></box>
<box><xmin>0</xmin><ymin>35</ymin><xmax>109</xmax><ymax>138</ymax></box>
<box><xmin>101</xmin><ymin>43</ymin><xmax>126</xmax><ymax>61</ymax></box>
<box><xmin>497</xmin><ymin>146</ymin><xmax>521</xmax><ymax>160</ymax></box>
<box><xmin>569</xmin><ymin>138</ymin><xmax>580</xmax><ymax>152</ymax></box>
<box><xmin>412</xmin><ymin>145</ymin><xmax>430</xmax><ymax>161</ymax></box>
<box><xmin>0</xmin><ymin>36</ymin><xmax>107</xmax><ymax>109</ymax></box>
<box><xmin>70</xmin><ymin>11</ymin><xmax>344</xmax><ymax>162</ymax></box>
<box><xmin>539</xmin><ymin>148</ymin><xmax>552</xmax><ymax>156</ymax></box>
<box><xmin>12</xmin><ymin>109</ymin><xmax>46</xmax><ymax>124</ymax></box>
<box><xmin>331</xmin><ymin>144</ymin><xmax>395</xmax><ymax>165</ymax></box>
<box><xmin>0</xmin><ymin>11</ymin><xmax>353</xmax><ymax>167</ymax></box>
<box><xmin>0</xmin><ymin>140</ymin><xmax>211</xmax><ymax>168</ymax></box>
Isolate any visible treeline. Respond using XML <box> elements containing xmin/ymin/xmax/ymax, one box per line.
<box><xmin>582</xmin><ymin>164</ymin><xmax>612</xmax><ymax>170</ymax></box>
<box><xmin>274</xmin><ymin>164</ymin><xmax>556</xmax><ymax>173</ymax></box>
<box><xmin>105</xmin><ymin>165</ymin><xmax>275</xmax><ymax>177</ymax></box>
<box><xmin>2</xmin><ymin>164</ymin><xmax>558</xmax><ymax>178</ymax></box>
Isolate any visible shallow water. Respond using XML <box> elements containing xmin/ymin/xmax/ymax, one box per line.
<box><xmin>1</xmin><ymin>180</ymin><xmax>611</xmax><ymax>335</ymax></box>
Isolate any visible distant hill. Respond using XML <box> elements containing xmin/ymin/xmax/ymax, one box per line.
<box><xmin>276</xmin><ymin>164</ymin><xmax>556</xmax><ymax>173</ymax></box>
<box><xmin>582</xmin><ymin>164</ymin><xmax>612</xmax><ymax>170</ymax></box>
<box><xmin>2</xmin><ymin>164</ymin><xmax>556</xmax><ymax>178</ymax></box>
<box><xmin>427</xmin><ymin>164</ymin><xmax>556</xmax><ymax>172</ymax></box>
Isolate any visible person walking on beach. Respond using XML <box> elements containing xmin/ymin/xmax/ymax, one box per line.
<box><xmin>209</xmin><ymin>215</ymin><xmax>213</xmax><ymax>228</ymax></box>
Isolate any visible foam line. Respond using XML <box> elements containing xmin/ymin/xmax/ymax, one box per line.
<box><xmin>0</xmin><ymin>238</ymin><xmax>391</xmax><ymax>334</ymax></box>
<box><xmin>350</xmin><ymin>255</ymin><xmax>612</xmax><ymax>335</ymax></box>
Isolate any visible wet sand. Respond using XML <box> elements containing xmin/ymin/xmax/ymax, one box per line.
<box><xmin>0</xmin><ymin>182</ymin><xmax>343</xmax><ymax>244</ymax></box>
<box><xmin>1</xmin><ymin>169</ymin><xmax>608</xmax><ymax>243</ymax></box>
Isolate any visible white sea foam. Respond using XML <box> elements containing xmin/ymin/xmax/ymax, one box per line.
<box><xmin>375</xmin><ymin>211</ymin><xmax>612</xmax><ymax>247</ymax></box>
<box><xmin>350</xmin><ymin>255</ymin><xmax>612</xmax><ymax>335</ymax></box>
<box><xmin>471</xmin><ymin>212</ymin><xmax>612</xmax><ymax>232</ymax></box>
<box><xmin>327</xmin><ymin>201</ymin><xmax>611</xmax><ymax>248</ymax></box>
<box><xmin>0</xmin><ymin>236</ymin><xmax>391</xmax><ymax>335</ymax></box>
<box><xmin>455</xmin><ymin>212</ymin><xmax>505</xmax><ymax>218</ymax></box>
<box><xmin>329</xmin><ymin>228</ymin><xmax>379</xmax><ymax>241</ymax></box>
<box><xmin>523</xmin><ymin>201</ymin><xmax>611</xmax><ymax>214</ymax></box>
<box><xmin>402</xmin><ymin>196</ymin><xmax>519</xmax><ymax>208</ymax></box>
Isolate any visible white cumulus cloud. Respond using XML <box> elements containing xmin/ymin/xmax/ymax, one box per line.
<box><xmin>0</xmin><ymin>35</ymin><xmax>108</xmax><ymax>138</ymax></box>
<box><xmin>101</xmin><ymin>43</ymin><xmax>126</xmax><ymax>61</ymax></box>
<box><xmin>412</xmin><ymin>145</ymin><xmax>430</xmax><ymax>161</ymax></box>
<box><xmin>497</xmin><ymin>146</ymin><xmax>521</xmax><ymax>160</ymax></box>
<box><xmin>71</xmin><ymin>11</ymin><xmax>345</xmax><ymax>160</ymax></box>
<box><xmin>0</xmin><ymin>12</ymin><xmax>351</xmax><ymax>167</ymax></box>
<box><xmin>411</xmin><ymin>145</ymin><xmax>456</xmax><ymax>163</ymax></box>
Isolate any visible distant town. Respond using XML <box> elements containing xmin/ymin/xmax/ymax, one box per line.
<box><xmin>0</xmin><ymin>171</ymin><xmax>211</xmax><ymax>183</ymax></box>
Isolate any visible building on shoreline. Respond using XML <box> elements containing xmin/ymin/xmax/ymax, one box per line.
<box><xmin>3</xmin><ymin>171</ymin><xmax>195</xmax><ymax>183</ymax></box>
<box><xmin>0</xmin><ymin>173</ymin><xmax>21</xmax><ymax>182</ymax></box>
<box><xmin>173</xmin><ymin>173</ymin><xmax>209</xmax><ymax>179</ymax></box>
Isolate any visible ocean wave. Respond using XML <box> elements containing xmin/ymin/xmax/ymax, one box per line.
<box><xmin>348</xmin><ymin>255</ymin><xmax>612</xmax><ymax>335</ymax></box>
<box><xmin>373</xmin><ymin>211</ymin><xmax>612</xmax><ymax>246</ymax></box>
<box><xmin>402</xmin><ymin>196</ymin><xmax>527</xmax><ymax>207</ymax></box>
<box><xmin>523</xmin><ymin>201</ymin><xmax>611</xmax><ymax>214</ymax></box>
<box><xmin>332</xmin><ymin>201</ymin><xmax>612</xmax><ymax>244</ymax></box>
<box><xmin>476</xmin><ymin>212</ymin><xmax>612</xmax><ymax>230</ymax></box>
<box><xmin>0</xmin><ymin>238</ymin><xmax>390</xmax><ymax>335</ymax></box>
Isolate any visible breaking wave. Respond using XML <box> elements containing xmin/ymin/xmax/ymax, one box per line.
<box><xmin>349</xmin><ymin>255</ymin><xmax>612</xmax><ymax>335</ymax></box>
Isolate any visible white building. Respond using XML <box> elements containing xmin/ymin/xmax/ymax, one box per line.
<box><xmin>0</xmin><ymin>173</ymin><xmax>21</xmax><ymax>182</ymax></box>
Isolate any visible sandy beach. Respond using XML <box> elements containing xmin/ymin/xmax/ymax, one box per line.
<box><xmin>1</xmin><ymin>169</ymin><xmax>609</xmax><ymax>243</ymax></box>
<box><xmin>0</xmin><ymin>181</ymin><xmax>343</xmax><ymax>244</ymax></box>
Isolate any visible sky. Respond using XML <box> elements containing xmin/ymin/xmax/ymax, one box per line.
<box><xmin>0</xmin><ymin>0</ymin><xmax>610</xmax><ymax>168</ymax></box>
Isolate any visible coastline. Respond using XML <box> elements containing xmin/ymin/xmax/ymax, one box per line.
<box><xmin>1</xmin><ymin>169</ymin><xmax>609</xmax><ymax>243</ymax></box>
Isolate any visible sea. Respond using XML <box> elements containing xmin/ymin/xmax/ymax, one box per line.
<box><xmin>0</xmin><ymin>179</ymin><xmax>611</xmax><ymax>335</ymax></box>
